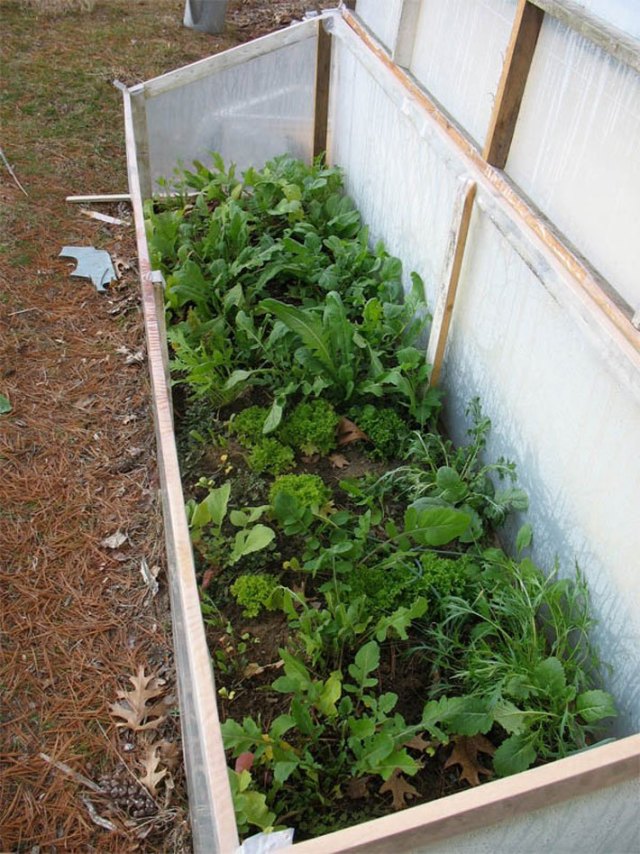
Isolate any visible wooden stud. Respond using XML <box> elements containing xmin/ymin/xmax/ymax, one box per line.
<box><xmin>66</xmin><ymin>193</ymin><xmax>131</xmax><ymax>203</ymax></box>
<box><xmin>427</xmin><ymin>181</ymin><xmax>477</xmax><ymax>387</ymax></box>
<box><xmin>483</xmin><ymin>0</ymin><xmax>544</xmax><ymax>168</ymax></box>
<box><xmin>313</xmin><ymin>20</ymin><xmax>332</xmax><ymax>159</ymax></box>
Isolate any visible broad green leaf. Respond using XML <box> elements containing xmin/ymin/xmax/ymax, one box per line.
<box><xmin>516</xmin><ymin>522</ymin><xmax>533</xmax><ymax>553</ymax></box>
<box><xmin>533</xmin><ymin>657</ymin><xmax>566</xmax><ymax>699</ymax></box>
<box><xmin>435</xmin><ymin>467</ymin><xmax>468</xmax><ymax>503</ymax></box>
<box><xmin>350</xmin><ymin>641</ymin><xmax>380</xmax><ymax>682</ymax></box>
<box><xmin>375</xmin><ymin>749</ymin><xmax>419</xmax><ymax>781</ymax></box>
<box><xmin>404</xmin><ymin>506</ymin><xmax>470</xmax><ymax>546</ymax></box>
<box><xmin>493</xmin><ymin>700</ymin><xmax>527</xmax><ymax>735</ymax></box>
<box><xmin>274</xmin><ymin>760</ymin><xmax>299</xmax><ymax>784</ymax></box>
<box><xmin>576</xmin><ymin>690</ymin><xmax>617</xmax><ymax>723</ymax></box>
<box><xmin>229</xmin><ymin>505</ymin><xmax>269</xmax><ymax>527</ymax></box>
<box><xmin>270</xmin><ymin>714</ymin><xmax>296</xmax><ymax>740</ymax></box>
<box><xmin>221</xmin><ymin>719</ymin><xmax>259</xmax><ymax>753</ymax></box>
<box><xmin>204</xmin><ymin>482</ymin><xmax>231</xmax><ymax>530</ymax></box>
<box><xmin>261</xmin><ymin>299</ymin><xmax>336</xmax><ymax>378</ymax></box>
<box><xmin>493</xmin><ymin>733</ymin><xmax>537</xmax><ymax>777</ymax></box>
<box><xmin>374</xmin><ymin>597</ymin><xmax>428</xmax><ymax>642</ymax></box>
<box><xmin>378</xmin><ymin>692</ymin><xmax>398</xmax><ymax>715</ymax></box>
<box><xmin>263</xmin><ymin>396</ymin><xmax>285</xmax><ymax>434</ymax></box>
<box><xmin>443</xmin><ymin>696</ymin><xmax>494</xmax><ymax>736</ymax></box>
<box><xmin>357</xmin><ymin>732</ymin><xmax>394</xmax><ymax>769</ymax></box>
<box><xmin>229</xmin><ymin>525</ymin><xmax>275</xmax><ymax>564</ymax></box>
<box><xmin>224</xmin><ymin>369</ymin><xmax>253</xmax><ymax>390</ymax></box>
<box><xmin>235</xmin><ymin>789</ymin><xmax>275</xmax><ymax>832</ymax></box>
<box><xmin>316</xmin><ymin>671</ymin><xmax>342</xmax><ymax>717</ymax></box>
<box><xmin>349</xmin><ymin>717</ymin><xmax>376</xmax><ymax>739</ymax></box>
<box><xmin>0</xmin><ymin>394</ymin><xmax>11</xmax><ymax>414</ymax></box>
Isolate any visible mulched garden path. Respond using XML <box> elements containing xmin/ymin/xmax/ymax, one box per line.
<box><xmin>0</xmin><ymin>1</ymin><xmax>332</xmax><ymax>849</ymax></box>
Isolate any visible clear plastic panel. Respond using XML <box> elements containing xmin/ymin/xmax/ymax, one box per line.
<box><xmin>328</xmin><ymin>36</ymin><xmax>463</xmax><ymax>309</ymax></box>
<box><xmin>506</xmin><ymin>16</ymin><xmax>640</xmax><ymax>311</ymax></box>
<box><xmin>409</xmin><ymin>0</ymin><xmax>517</xmax><ymax>146</ymax></box>
<box><xmin>143</xmin><ymin>35</ymin><xmax>317</xmax><ymax>188</ymax></box>
<box><xmin>441</xmin><ymin>207</ymin><xmax>640</xmax><ymax>735</ymax></box>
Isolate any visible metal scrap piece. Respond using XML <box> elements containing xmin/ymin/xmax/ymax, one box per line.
<box><xmin>59</xmin><ymin>245</ymin><xmax>117</xmax><ymax>292</ymax></box>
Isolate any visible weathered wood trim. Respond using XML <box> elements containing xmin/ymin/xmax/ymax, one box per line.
<box><xmin>130</xmin><ymin>91</ymin><xmax>153</xmax><ymax>201</ymax></box>
<box><xmin>122</xmin><ymin>86</ymin><xmax>240</xmax><ymax>854</ymax></box>
<box><xmin>140</xmin><ymin>18</ymin><xmax>318</xmax><ymax>99</ymax></box>
<box><xmin>313</xmin><ymin>21</ymin><xmax>332</xmax><ymax>158</ymax></box>
<box><xmin>289</xmin><ymin>734</ymin><xmax>640</xmax><ymax>852</ymax></box>
<box><xmin>335</xmin><ymin>11</ymin><xmax>640</xmax><ymax>359</ymax></box>
<box><xmin>483</xmin><ymin>0</ymin><xmax>544</xmax><ymax>168</ymax></box>
<box><xmin>427</xmin><ymin>180</ymin><xmax>477</xmax><ymax>386</ymax></box>
<box><xmin>531</xmin><ymin>0</ymin><xmax>640</xmax><ymax>73</ymax></box>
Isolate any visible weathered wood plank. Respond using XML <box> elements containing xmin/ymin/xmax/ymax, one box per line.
<box><xmin>313</xmin><ymin>22</ymin><xmax>332</xmax><ymax>159</ymax></box>
<box><xmin>483</xmin><ymin>0</ymin><xmax>544</xmax><ymax>168</ymax></box>
<box><xmin>427</xmin><ymin>180</ymin><xmax>477</xmax><ymax>387</ymax></box>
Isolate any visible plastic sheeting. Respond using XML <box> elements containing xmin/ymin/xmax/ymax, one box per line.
<box><xmin>354</xmin><ymin>0</ymin><xmax>404</xmax><ymax>51</ymax></box>
<box><xmin>408</xmin><ymin>0</ymin><xmax>517</xmax><ymax>147</ymax></box>
<box><xmin>138</xmin><ymin>31</ymin><xmax>317</xmax><ymax>189</ymax></box>
<box><xmin>506</xmin><ymin>15</ymin><xmax>640</xmax><ymax>312</ymax></box>
<box><xmin>573</xmin><ymin>0</ymin><xmax>640</xmax><ymax>39</ymax></box>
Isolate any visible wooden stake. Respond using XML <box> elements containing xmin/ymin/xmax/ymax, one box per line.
<box><xmin>427</xmin><ymin>181</ymin><xmax>477</xmax><ymax>387</ymax></box>
<box><xmin>483</xmin><ymin>0</ymin><xmax>544</xmax><ymax>168</ymax></box>
<box><xmin>313</xmin><ymin>21</ymin><xmax>332</xmax><ymax>159</ymax></box>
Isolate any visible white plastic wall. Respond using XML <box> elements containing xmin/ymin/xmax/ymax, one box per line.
<box><xmin>329</xmin><ymin>11</ymin><xmax>640</xmax><ymax>737</ymax></box>
<box><xmin>506</xmin><ymin>15</ymin><xmax>640</xmax><ymax>312</ymax></box>
<box><xmin>354</xmin><ymin>0</ymin><xmax>404</xmax><ymax>50</ymax></box>
<box><xmin>573</xmin><ymin>0</ymin><xmax>640</xmax><ymax>39</ymax></box>
<box><xmin>409</xmin><ymin>0</ymin><xmax>517</xmax><ymax>147</ymax></box>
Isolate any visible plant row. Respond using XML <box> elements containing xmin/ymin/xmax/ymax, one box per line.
<box><xmin>147</xmin><ymin>154</ymin><xmax>616</xmax><ymax>839</ymax></box>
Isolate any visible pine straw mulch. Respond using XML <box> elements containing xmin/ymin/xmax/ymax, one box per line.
<box><xmin>0</xmin><ymin>1</ymin><xmax>333</xmax><ymax>850</ymax></box>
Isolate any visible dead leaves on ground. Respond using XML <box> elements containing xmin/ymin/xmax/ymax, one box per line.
<box><xmin>379</xmin><ymin>769</ymin><xmax>420</xmax><ymax>810</ymax></box>
<box><xmin>444</xmin><ymin>734</ymin><xmax>496</xmax><ymax>786</ymax></box>
<box><xmin>337</xmin><ymin>417</ymin><xmax>369</xmax><ymax>446</ymax></box>
<box><xmin>110</xmin><ymin>665</ymin><xmax>167</xmax><ymax>731</ymax></box>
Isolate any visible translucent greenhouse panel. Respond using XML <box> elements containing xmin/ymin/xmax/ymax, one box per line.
<box><xmin>506</xmin><ymin>15</ymin><xmax>640</xmax><ymax>311</ymax></box>
<box><xmin>327</xmin><ymin>36</ymin><xmax>463</xmax><ymax>310</ymax></box>
<box><xmin>413</xmin><ymin>776</ymin><xmax>640</xmax><ymax>853</ymax></box>
<box><xmin>139</xmin><ymin>32</ymin><xmax>317</xmax><ymax>190</ymax></box>
<box><xmin>573</xmin><ymin>0</ymin><xmax>640</xmax><ymax>38</ymax></box>
<box><xmin>408</xmin><ymin>0</ymin><xmax>517</xmax><ymax>146</ymax></box>
<box><xmin>354</xmin><ymin>0</ymin><xmax>404</xmax><ymax>51</ymax></box>
<box><xmin>440</xmin><ymin>206</ymin><xmax>640</xmax><ymax>736</ymax></box>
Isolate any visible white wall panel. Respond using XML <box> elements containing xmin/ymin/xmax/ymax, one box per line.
<box><xmin>573</xmin><ymin>0</ymin><xmax>640</xmax><ymax>38</ymax></box>
<box><xmin>507</xmin><ymin>15</ymin><xmax>640</xmax><ymax>311</ymax></box>
<box><xmin>409</xmin><ymin>0</ymin><xmax>517</xmax><ymax>146</ymax></box>
<box><xmin>355</xmin><ymin>0</ymin><xmax>404</xmax><ymax>51</ymax></box>
<box><xmin>328</xmin><ymin>36</ymin><xmax>463</xmax><ymax>309</ymax></box>
<box><xmin>441</xmin><ymin>208</ymin><xmax>640</xmax><ymax>735</ymax></box>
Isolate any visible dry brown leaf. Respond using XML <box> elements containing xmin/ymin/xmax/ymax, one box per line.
<box><xmin>337</xmin><ymin>417</ymin><xmax>369</xmax><ymax>446</ymax></box>
<box><xmin>243</xmin><ymin>660</ymin><xmax>284</xmax><ymax>679</ymax></box>
<box><xmin>404</xmin><ymin>733</ymin><xmax>435</xmax><ymax>753</ymax></box>
<box><xmin>444</xmin><ymin>734</ymin><xmax>495</xmax><ymax>786</ymax></box>
<box><xmin>157</xmin><ymin>739</ymin><xmax>180</xmax><ymax>771</ymax></box>
<box><xmin>379</xmin><ymin>769</ymin><xmax>419</xmax><ymax>810</ymax></box>
<box><xmin>328</xmin><ymin>452</ymin><xmax>350</xmax><ymax>469</ymax></box>
<box><xmin>109</xmin><ymin>665</ymin><xmax>166</xmax><ymax>731</ymax></box>
<box><xmin>139</xmin><ymin>744</ymin><xmax>167</xmax><ymax>797</ymax></box>
<box><xmin>346</xmin><ymin>775</ymin><xmax>371</xmax><ymax>800</ymax></box>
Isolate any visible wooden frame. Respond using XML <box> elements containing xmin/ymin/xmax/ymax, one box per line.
<box><xmin>313</xmin><ymin>21</ymin><xmax>332</xmax><ymax>158</ymax></box>
<box><xmin>483</xmin><ymin>0</ymin><xmax>545</xmax><ymax>168</ymax></box>
<box><xmin>124</xmin><ymin>8</ymin><xmax>640</xmax><ymax>852</ymax></box>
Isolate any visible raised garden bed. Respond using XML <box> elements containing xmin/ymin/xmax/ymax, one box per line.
<box><xmin>145</xmin><ymin>153</ymin><xmax>618</xmax><ymax>843</ymax></box>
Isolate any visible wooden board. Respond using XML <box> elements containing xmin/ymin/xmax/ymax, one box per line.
<box><xmin>427</xmin><ymin>180</ymin><xmax>477</xmax><ymax>386</ymax></box>
<box><xmin>313</xmin><ymin>21</ymin><xmax>332</xmax><ymax>158</ymax></box>
<box><xmin>483</xmin><ymin>1</ymin><xmax>544</xmax><ymax>168</ymax></box>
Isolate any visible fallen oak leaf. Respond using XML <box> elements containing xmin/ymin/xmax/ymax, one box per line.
<box><xmin>328</xmin><ymin>452</ymin><xmax>350</xmax><ymax>469</ymax></box>
<box><xmin>346</xmin><ymin>775</ymin><xmax>371</xmax><ymax>800</ymax></box>
<box><xmin>404</xmin><ymin>733</ymin><xmax>436</xmax><ymax>755</ymax></box>
<box><xmin>444</xmin><ymin>734</ymin><xmax>495</xmax><ymax>786</ymax></box>
<box><xmin>139</xmin><ymin>744</ymin><xmax>167</xmax><ymax>797</ymax></box>
<box><xmin>101</xmin><ymin>530</ymin><xmax>127</xmax><ymax>550</ymax></box>
<box><xmin>337</xmin><ymin>417</ymin><xmax>369</xmax><ymax>446</ymax></box>
<box><xmin>109</xmin><ymin>665</ymin><xmax>166</xmax><ymax>731</ymax></box>
<box><xmin>157</xmin><ymin>739</ymin><xmax>180</xmax><ymax>771</ymax></box>
<box><xmin>379</xmin><ymin>769</ymin><xmax>419</xmax><ymax>810</ymax></box>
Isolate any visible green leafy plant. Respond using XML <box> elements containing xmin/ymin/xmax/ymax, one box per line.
<box><xmin>418</xmin><ymin>554</ymin><xmax>616</xmax><ymax>775</ymax></box>
<box><xmin>229</xmin><ymin>405</ymin><xmax>270</xmax><ymax>446</ymax></box>
<box><xmin>349</xmin><ymin>404</ymin><xmax>410</xmax><ymax>459</ymax></box>
<box><xmin>247</xmin><ymin>439</ymin><xmax>294</xmax><ymax>476</ymax></box>
<box><xmin>279</xmin><ymin>398</ymin><xmax>339</xmax><ymax>456</ymax></box>
<box><xmin>230</xmin><ymin>574</ymin><xmax>279</xmax><ymax>618</ymax></box>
